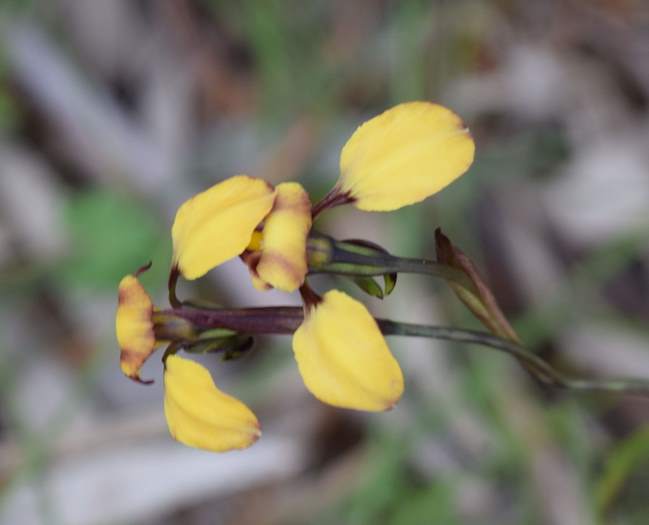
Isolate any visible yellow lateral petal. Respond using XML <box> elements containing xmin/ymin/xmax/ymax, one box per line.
<box><xmin>172</xmin><ymin>175</ymin><xmax>276</xmax><ymax>280</ymax></box>
<box><xmin>292</xmin><ymin>290</ymin><xmax>404</xmax><ymax>411</ymax></box>
<box><xmin>256</xmin><ymin>182</ymin><xmax>312</xmax><ymax>292</ymax></box>
<box><xmin>164</xmin><ymin>355</ymin><xmax>261</xmax><ymax>452</ymax></box>
<box><xmin>339</xmin><ymin>101</ymin><xmax>475</xmax><ymax>211</ymax></box>
<box><xmin>115</xmin><ymin>274</ymin><xmax>157</xmax><ymax>383</ymax></box>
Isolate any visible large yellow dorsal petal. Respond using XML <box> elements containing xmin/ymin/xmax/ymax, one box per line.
<box><xmin>172</xmin><ymin>175</ymin><xmax>276</xmax><ymax>280</ymax></box>
<box><xmin>163</xmin><ymin>355</ymin><xmax>261</xmax><ymax>452</ymax></box>
<box><xmin>256</xmin><ymin>182</ymin><xmax>312</xmax><ymax>292</ymax></box>
<box><xmin>292</xmin><ymin>290</ymin><xmax>404</xmax><ymax>411</ymax></box>
<box><xmin>115</xmin><ymin>274</ymin><xmax>157</xmax><ymax>383</ymax></box>
<box><xmin>339</xmin><ymin>101</ymin><xmax>475</xmax><ymax>211</ymax></box>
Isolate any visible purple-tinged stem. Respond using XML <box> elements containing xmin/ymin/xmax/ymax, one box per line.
<box><xmin>168</xmin><ymin>266</ymin><xmax>181</xmax><ymax>308</ymax></box>
<box><xmin>311</xmin><ymin>186</ymin><xmax>355</xmax><ymax>220</ymax></box>
<box><xmin>166</xmin><ymin>306</ymin><xmax>303</xmax><ymax>334</ymax></box>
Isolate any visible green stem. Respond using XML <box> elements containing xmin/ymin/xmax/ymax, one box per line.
<box><xmin>308</xmin><ymin>235</ymin><xmax>476</xmax><ymax>292</ymax></box>
<box><xmin>378</xmin><ymin>320</ymin><xmax>649</xmax><ymax>396</ymax></box>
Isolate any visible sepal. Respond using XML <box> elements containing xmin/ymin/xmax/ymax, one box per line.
<box><xmin>435</xmin><ymin>228</ymin><xmax>519</xmax><ymax>343</ymax></box>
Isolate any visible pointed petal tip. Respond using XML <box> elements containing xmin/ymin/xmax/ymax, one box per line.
<box><xmin>127</xmin><ymin>373</ymin><xmax>154</xmax><ymax>385</ymax></box>
<box><xmin>251</xmin><ymin>423</ymin><xmax>262</xmax><ymax>441</ymax></box>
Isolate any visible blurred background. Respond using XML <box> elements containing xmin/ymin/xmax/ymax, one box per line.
<box><xmin>1</xmin><ymin>1</ymin><xmax>649</xmax><ymax>524</ymax></box>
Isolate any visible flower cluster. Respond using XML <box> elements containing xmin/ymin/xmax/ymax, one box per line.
<box><xmin>116</xmin><ymin>101</ymin><xmax>475</xmax><ymax>452</ymax></box>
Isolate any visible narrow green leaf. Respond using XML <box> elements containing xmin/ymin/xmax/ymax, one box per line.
<box><xmin>221</xmin><ymin>336</ymin><xmax>255</xmax><ymax>361</ymax></box>
<box><xmin>596</xmin><ymin>425</ymin><xmax>649</xmax><ymax>514</ymax></box>
<box><xmin>352</xmin><ymin>276</ymin><xmax>384</xmax><ymax>299</ymax></box>
<box><xmin>383</xmin><ymin>272</ymin><xmax>397</xmax><ymax>296</ymax></box>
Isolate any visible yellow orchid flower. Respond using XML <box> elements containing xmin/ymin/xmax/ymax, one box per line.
<box><xmin>116</xmin><ymin>101</ymin><xmax>649</xmax><ymax>455</ymax></box>
<box><xmin>164</xmin><ymin>355</ymin><xmax>260</xmax><ymax>452</ymax></box>
<box><xmin>293</xmin><ymin>290</ymin><xmax>403</xmax><ymax>411</ymax></box>
<box><xmin>118</xmin><ymin>101</ymin><xmax>486</xmax><ymax>452</ymax></box>
<box><xmin>116</xmin><ymin>270</ymin><xmax>258</xmax><ymax>452</ymax></box>
<box><xmin>163</xmin><ymin>101</ymin><xmax>472</xmax><ymax>414</ymax></box>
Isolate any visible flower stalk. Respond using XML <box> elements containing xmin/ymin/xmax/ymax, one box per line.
<box><xmin>311</xmin><ymin>186</ymin><xmax>354</xmax><ymax>219</ymax></box>
<box><xmin>307</xmin><ymin>232</ymin><xmax>476</xmax><ymax>292</ymax></box>
<box><xmin>153</xmin><ymin>303</ymin><xmax>649</xmax><ymax>397</ymax></box>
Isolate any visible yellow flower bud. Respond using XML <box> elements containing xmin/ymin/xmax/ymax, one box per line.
<box><xmin>339</xmin><ymin>101</ymin><xmax>475</xmax><ymax>211</ymax></box>
<box><xmin>292</xmin><ymin>290</ymin><xmax>404</xmax><ymax>411</ymax></box>
<box><xmin>255</xmin><ymin>182</ymin><xmax>312</xmax><ymax>292</ymax></box>
<box><xmin>115</xmin><ymin>274</ymin><xmax>157</xmax><ymax>383</ymax></box>
<box><xmin>164</xmin><ymin>355</ymin><xmax>261</xmax><ymax>452</ymax></box>
<box><xmin>172</xmin><ymin>175</ymin><xmax>276</xmax><ymax>280</ymax></box>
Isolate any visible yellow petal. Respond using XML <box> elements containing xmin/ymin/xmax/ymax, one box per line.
<box><xmin>163</xmin><ymin>355</ymin><xmax>261</xmax><ymax>452</ymax></box>
<box><xmin>256</xmin><ymin>182</ymin><xmax>312</xmax><ymax>292</ymax></box>
<box><xmin>292</xmin><ymin>290</ymin><xmax>403</xmax><ymax>411</ymax></box>
<box><xmin>115</xmin><ymin>274</ymin><xmax>157</xmax><ymax>383</ymax></box>
<box><xmin>339</xmin><ymin>101</ymin><xmax>475</xmax><ymax>211</ymax></box>
<box><xmin>172</xmin><ymin>175</ymin><xmax>276</xmax><ymax>280</ymax></box>
<box><xmin>250</xmin><ymin>271</ymin><xmax>273</xmax><ymax>291</ymax></box>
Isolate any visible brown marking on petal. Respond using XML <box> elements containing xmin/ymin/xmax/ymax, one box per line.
<box><xmin>240</xmin><ymin>251</ymin><xmax>272</xmax><ymax>290</ymax></box>
<box><xmin>120</xmin><ymin>347</ymin><xmax>142</xmax><ymax>366</ymax></box>
<box><xmin>241</xmin><ymin>250</ymin><xmax>262</xmax><ymax>277</ymax></box>
<box><xmin>311</xmin><ymin>186</ymin><xmax>355</xmax><ymax>218</ymax></box>
<box><xmin>117</xmin><ymin>283</ymin><xmax>137</xmax><ymax>305</ymax></box>
<box><xmin>261</xmin><ymin>251</ymin><xmax>303</xmax><ymax>283</ymax></box>
<box><xmin>271</xmin><ymin>186</ymin><xmax>311</xmax><ymax>215</ymax></box>
<box><xmin>298</xmin><ymin>282</ymin><xmax>323</xmax><ymax>310</ymax></box>
<box><xmin>120</xmin><ymin>347</ymin><xmax>155</xmax><ymax>385</ymax></box>
<box><xmin>240</xmin><ymin>250</ymin><xmax>262</xmax><ymax>271</ymax></box>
